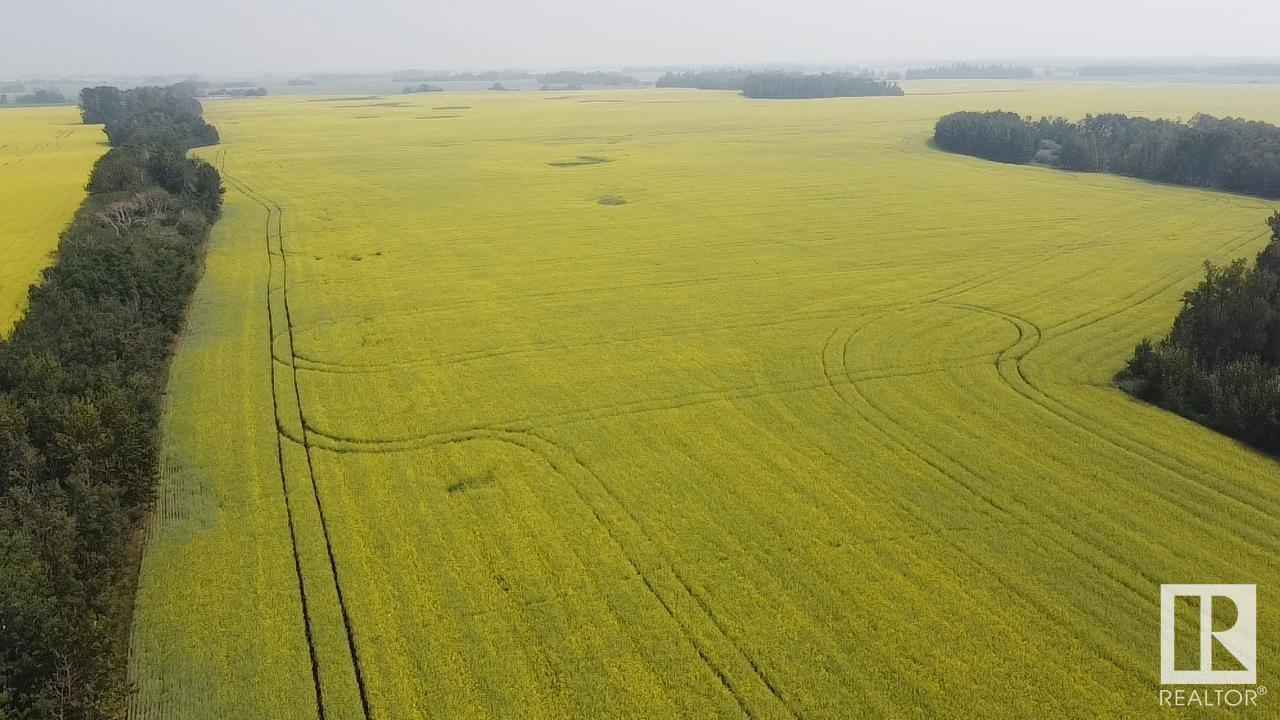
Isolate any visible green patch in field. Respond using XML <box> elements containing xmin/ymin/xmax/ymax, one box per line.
<box><xmin>549</xmin><ymin>155</ymin><xmax>610</xmax><ymax>167</ymax></box>
<box><xmin>597</xmin><ymin>195</ymin><xmax>627</xmax><ymax>206</ymax></box>
<box><xmin>335</xmin><ymin>101</ymin><xmax>410</xmax><ymax>109</ymax></box>
<box><xmin>432</xmin><ymin>106</ymin><xmax>471</xmax><ymax>110</ymax></box>
<box><xmin>445</xmin><ymin>473</ymin><xmax>496</xmax><ymax>495</ymax></box>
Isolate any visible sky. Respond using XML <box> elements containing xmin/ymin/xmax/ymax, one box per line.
<box><xmin>4</xmin><ymin>0</ymin><xmax>1280</xmax><ymax>77</ymax></box>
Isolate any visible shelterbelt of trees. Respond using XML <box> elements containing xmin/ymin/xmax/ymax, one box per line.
<box><xmin>904</xmin><ymin>63</ymin><xmax>1033</xmax><ymax>80</ymax></box>
<box><xmin>742</xmin><ymin>72</ymin><xmax>902</xmax><ymax>98</ymax></box>
<box><xmin>0</xmin><ymin>89</ymin><xmax>68</xmax><ymax>106</ymax></box>
<box><xmin>0</xmin><ymin>83</ymin><xmax>222</xmax><ymax>719</ymax></box>
<box><xmin>932</xmin><ymin>110</ymin><xmax>1280</xmax><ymax>452</ymax></box>
<box><xmin>1124</xmin><ymin>214</ymin><xmax>1280</xmax><ymax>452</ymax></box>
<box><xmin>655</xmin><ymin>69</ymin><xmax>752</xmax><ymax>90</ymax></box>
<box><xmin>656</xmin><ymin>70</ymin><xmax>902</xmax><ymax>98</ymax></box>
<box><xmin>933</xmin><ymin>110</ymin><xmax>1280</xmax><ymax>199</ymax></box>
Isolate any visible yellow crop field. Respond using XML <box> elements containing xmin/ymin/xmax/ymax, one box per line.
<box><xmin>129</xmin><ymin>83</ymin><xmax>1280</xmax><ymax>719</ymax></box>
<box><xmin>0</xmin><ymin>106</ymin><xmax>105</xmax><ymax>333</ymax></box>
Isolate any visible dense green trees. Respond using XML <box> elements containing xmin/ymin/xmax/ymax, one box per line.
<box><xmin>207</xmin><ymin>87</ymin><xmax>268</xmax><ymax>98</ymax></box>
<box><xmin>13</xmin><ymin>89</ymin><xmax>66</xmax><ymax>105</ymax></box>
<box><xmin>1123</xmin><ymin>214</ymin><xmax>1280</xmax><ymax>451</ymax></box>
<box><xmin>0</xmin><ymin>83</ymin><xmax>221</xmax><ymax>719</ymax></box>
<box><xmin>933</xmin><ymin>110</ymin><xmax>1280</xmax><ymax>199</ymax></box>
<box><xmin>77</xmin><ymin>86</ymin><xmax>122</xmax><ymax>124</ymax></box>
<box><xmin>933</xmin><ymin>111</ymin><xmax>1040</xmax><ymax>163</ymax></box>
<box><xmin>655</xmin><ymin>70</ymin><xmax>751</xmax><ymax>90</ymax></box>
<box><xmin>741</xmin><ymin>72</ymin><xmax>903</xmax><ymax>99</ymax></box>
<box><xmin>1056</xmin><ymin>114</ymin><xmax>1280</xmax><ymax>197</ymax></box>
<box><xmin>935</xmin><ymin>110</ymin><xmax>1280</xmax><ymax>449</ymax></box>
<box><xmin>905</xmin><ymin>63</ymin><xmax>1033</xmax><ymax>80</ymax></box>
<box><xmin>80</xmin><ymin>85</ymin><xmax>219</xmax><ymax>149</ymax></box>
<box><xmin>402</xmin><ymin>83</ymin><xmax>443</xmax><ymax>94</ymax></box>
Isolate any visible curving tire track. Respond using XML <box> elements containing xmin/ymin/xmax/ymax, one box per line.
<box><xmin>816</xmin><ymin>317</ymin><xmax>1147</xmax><ymax>682</ymax></box>
<box><xmin>227</xmin><ymin>170</ymin><xmax>799</xmax><ymax>719</ymax></box>
<box><xmin>222</xmin><ymin>171</ymin><xmax>373</xmax><ymax>720</ymax></box>
<box><xmin>273</xmin><ymin>215</ymin><xmax>1123</xmax><ymax>376</ymax></box>
<box><xmin>324</xmin><ymin>425</ymin><xmax>795</xmax><ymax>718</ymax></box>
<box><xmin>287</xmin><ymin>349</ymin><xmax>1003</xmax><ymax>456</ymax></box>
<box><xmin>503</xmin><ymin>429</ymin><xmax>798</xmax><ymax>719</ymax></box>
<box><xmin>218</xmin><ymin>171</ymin><xmax>326</xmax><ymax>720</ymax></box>
<box><xmin>948</xmin><ymin>302</ymin><xmax>1280</xmax><ymax>543</ymax></box>
<box><xmin>1037</xmin><ymin>228</ymin><xmax>1265</xmax><ymax>338</ymax></box>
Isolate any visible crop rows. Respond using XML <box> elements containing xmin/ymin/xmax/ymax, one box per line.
<box><xmin>0</xmin><ymin>106</ymin><xmax>105</xmax><ymax>333</ymax></box>
<box><xmin>128</xmin><ymin>84</ymin><xmax>1280</xmax><ymax>718</ymax></box>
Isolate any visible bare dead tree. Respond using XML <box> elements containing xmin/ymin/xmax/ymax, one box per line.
<box><xmin>96</xmin><ymin>190</ymin><xmax>171</xmax><ymax>236</ymax></box>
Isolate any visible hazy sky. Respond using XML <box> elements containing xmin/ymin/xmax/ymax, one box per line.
<box><xmin>5</xmin><ymin>0</ymin><xmax>1280</xmax><ymax>77</ymax></box>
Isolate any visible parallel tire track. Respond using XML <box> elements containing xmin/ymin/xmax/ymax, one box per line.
<box><xmin>432</xmin><ymin>428</ymin><xmax>796</xmax><ymax>719</ymax></box>
<box><xmin>224</xmin><ymin>171</ymin><xmax>373</xmax><ymax>720</ymax></box>
<box><xmin>223</xmin><ymin>172</ymin><xmax>326</xmax><ymax>720</ymax></box>
<box><xmin>952</xmin><ymin>302</ymin><xmax>1280</xmax><ymax>539</ymax></box>
<box><xmin>816</xmin><ymin>321</ymin><xmax>1146</xmax><ymax>682</ymax></box>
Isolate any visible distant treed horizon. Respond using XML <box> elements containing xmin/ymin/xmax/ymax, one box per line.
<box><xmin>4</xmin><ymin>0</ymin><xmax>1279</xmax><ymax>77</ymax></box>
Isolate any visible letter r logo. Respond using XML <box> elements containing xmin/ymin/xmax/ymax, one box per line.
<box><xmin>1160</xmin><ymin>584</ymin><xmax>1256</xmax><ymax>684</ymax></box>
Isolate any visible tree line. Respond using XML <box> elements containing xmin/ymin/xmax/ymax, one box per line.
<box><xmin>1122</xmin><ymin>213</ymin><xmax>1280</xmax><ymax>452</ymax></box>
<box><xmin>536</xmin><ymin>71</ymin><xmax>639</xmax><ymax>86</ymax></box>
<box><xmin>0</xmin><ymin>89</ymin><xmax>68</xmax><ymax>106</ymax></box>
<box><xmin>206</xmin><ymin>87</ymin><xmax>268</xmax><ymax>98</ymax></box>
<box><xmin>0</xmin><ymin>83</ymin><xmax>222</xmax><ymax>719</ymax></box>
<box><xmin>933</xmin><ymin>110</ymin><xmax>1280</xmax><ymax>199</ymax></box>
<box><xmin>80</xmin><ymin>85</ymin><xmax>221</xmax><ymax>149</ymax></box>
<box><xmin>904</xmin><ymin>63</ymin><xmax>1033</xmax><ymax>80</ymax></box>
<box><xmin>1078</xmin><ymin>64</ymin><xmax>1280</xmax><ymax>77</ymax></box>
<box><xmin>655</xmin><ymin>70</ymin><xmax>903</xmax><ymax>98</ymax></box>
<box><xmin>742</xmin><ymin>72</ymin><xmax>903</xmax><ymax>99</ymax></box>
<box><xmin>655</xmin><ymin>69</ymin><xmax>751</xmax><ymax>90</ymax></box>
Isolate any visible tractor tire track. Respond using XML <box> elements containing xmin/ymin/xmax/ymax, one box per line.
<box><xmin>354</xmin><ymin>427</ymin><xmax>791</xmax><ymax>718</ymax></box>
<box><xmin>838</xmin><ymin>314</ymin><xmax>1162</xmax><ymax>598</ymax></box>
<box><xmin>950</xmin><ymin>302</ymin><xmax>1280</xmax><ymax>540</ymax></box>
<box><xmin>816</xmin><ymin>321</ymin><xmax>1147</xmax><ymax>682</ymax></box>
<box><xmin>498</xmin><ymin>429</ymin><xmax>799</xmax><ymax>719</ymax></box>
<box><xmin>1038</xmin><ymin>228</ymin><xmax>1266</xmax><ymax>337</ymax></box>
<box><xmin>291</xmin><ymin>350</ymin><xmax>998</xmax><ymax>456</ymax></box>
<box><xmin>221</xmin><ymin>173</ymin><xmax>325</xmax><ymax>720</ymax></box>
<box><xmin>223</xmin><ymin>172</ymin><xmax>373</xmax><ymax>720</ymax></box>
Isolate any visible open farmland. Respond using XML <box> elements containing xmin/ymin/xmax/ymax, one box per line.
<box><xmin>129</xmin><ymin>83</ymin><xmax>1280</xmax><ymax>719</ymax></box>
<box><xmin>0</xmin><ymin>106</ymin><xmax>105</xmax><ymax>333</ymax></box>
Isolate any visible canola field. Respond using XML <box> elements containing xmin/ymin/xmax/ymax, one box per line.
<box><xmin>129</xmin><ymin>83</ymin><xmax>1280</xmax><ymax>719</ymax></box>
<box><xmin>0</xmin><ymin>106</ymin><xmax>105</xmax><ymax>333</ymax></box>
